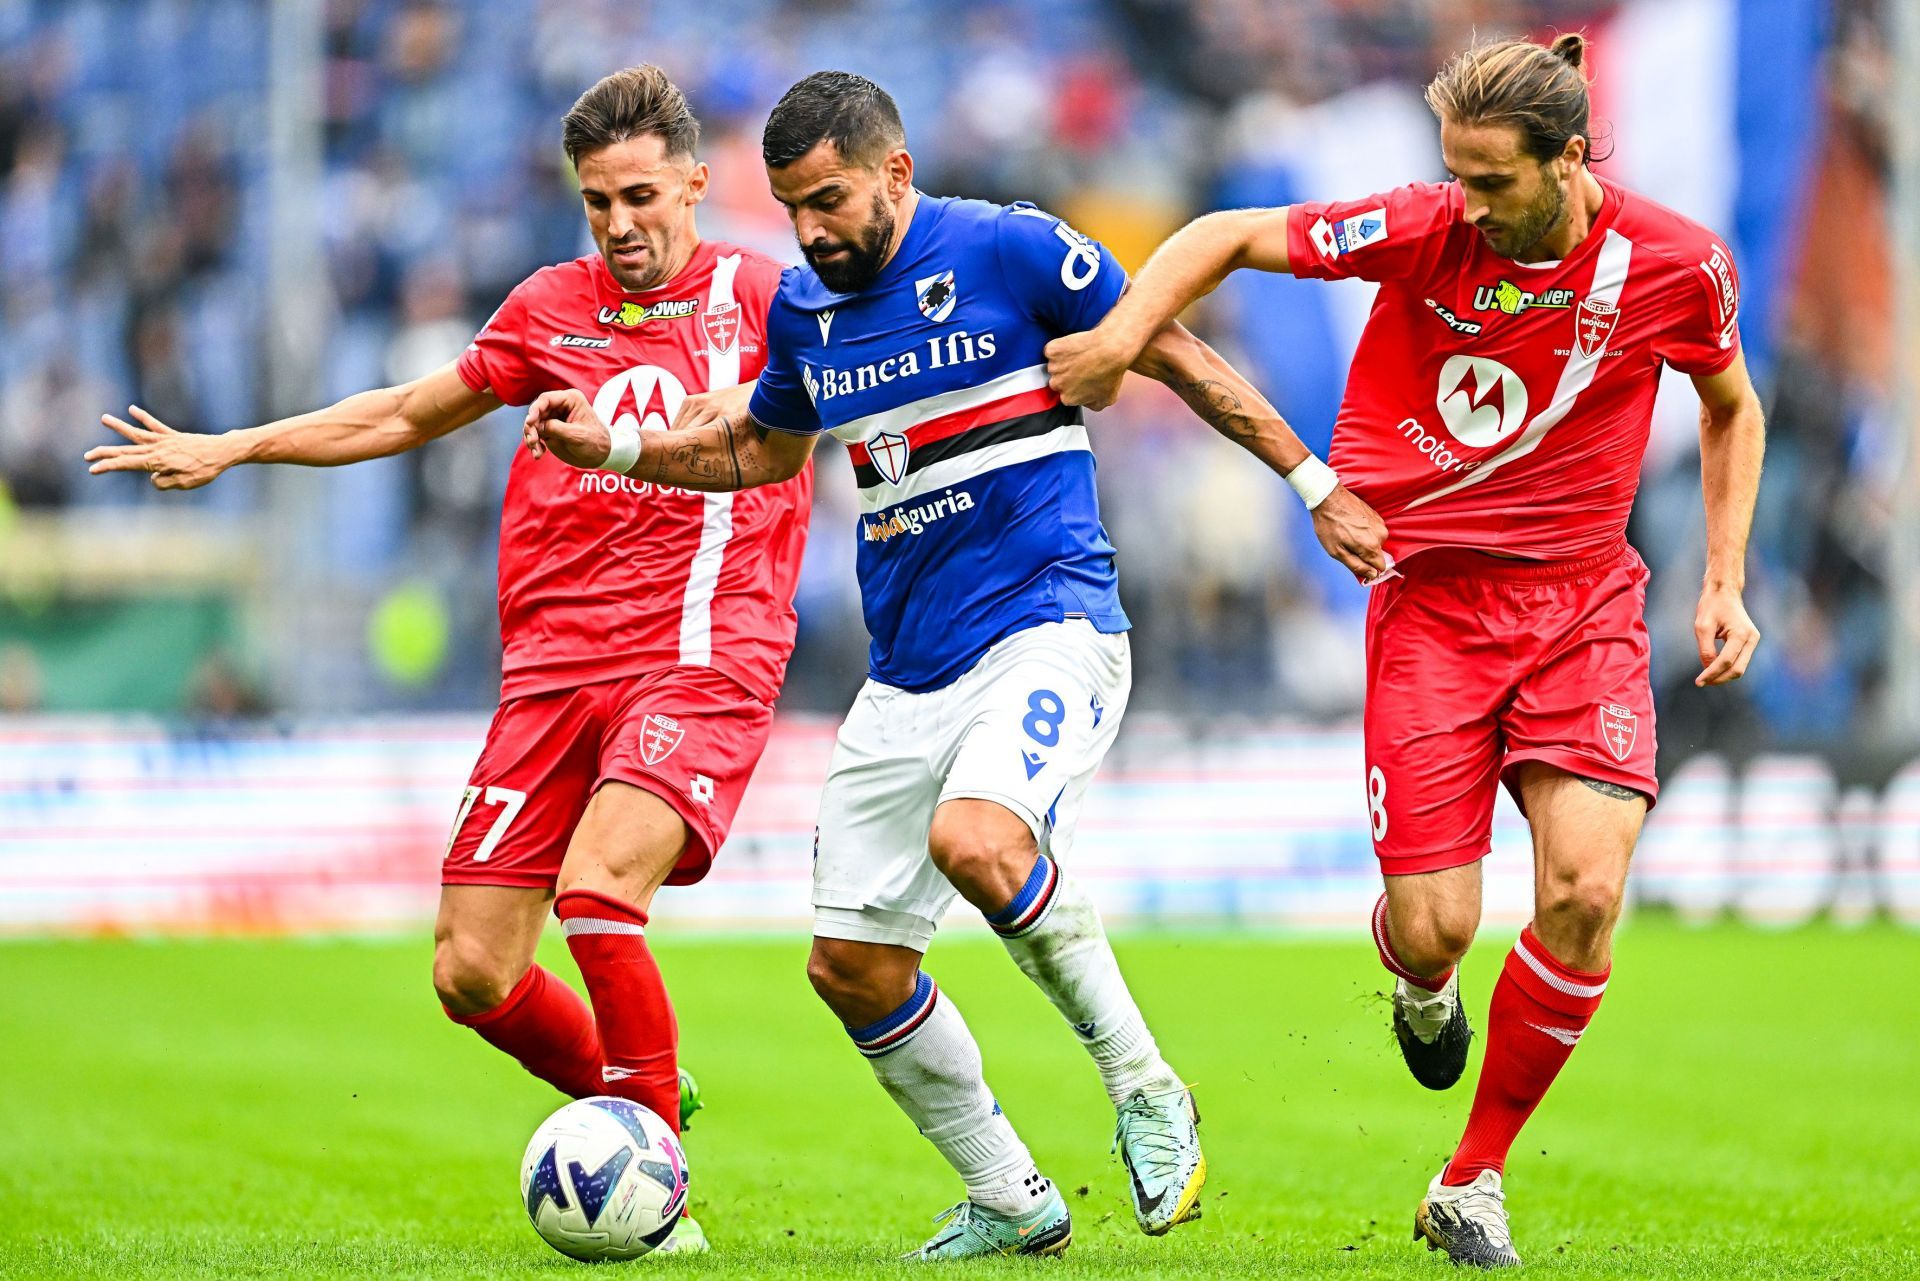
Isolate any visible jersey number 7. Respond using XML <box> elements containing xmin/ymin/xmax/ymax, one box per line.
<box><xmin>447</xmin><ymin>785</ymin><xmax>530</xmax><ymax>863</ymax></box>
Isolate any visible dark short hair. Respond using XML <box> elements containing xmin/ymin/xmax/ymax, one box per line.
<box><xmin>562</xmin><ymin>65</ymin><xmax>700</xmax><ymax>168</ymax></box>
<box><xmin>761</xmin><ymin>71</ymin><xmax>906</xmax><ymax>169</ymax></box>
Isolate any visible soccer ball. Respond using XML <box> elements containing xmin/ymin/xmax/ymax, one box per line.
<box><xmin>519</xmin><ymin>1096</ymin><xmax>689</xmax><ymax>1261</ymax></box>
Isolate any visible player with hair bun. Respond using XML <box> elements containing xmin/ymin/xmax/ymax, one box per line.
<box><xmin>1047</xmin><ymin>32</ymin><xmax>1765</xmax><ymax>1267</ymax></box>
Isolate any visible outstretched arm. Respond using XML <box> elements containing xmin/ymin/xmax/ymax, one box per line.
<box><xmin>1133</xmin><ymin>322</ymin><xmax>1389</xmax><ymax>583</ymax></box>
<box><xmin>523</xmin><ymin>388</ymin><xmax>814</xmax><ymax>491</ymax></box>
<box><xmin>1047</xmin><ymin>207</ymin><xmax>1293</xmax><ymax>410</ymax></box>
<box><xmin>1691</xmin><ymin>351</ymin><xmax>1765</xmax><ymax>686</ymax></box>
<box><xmin>86</xmin><ymin>362</ymin><xmax>496</xmax><ymax>491</ymax></box>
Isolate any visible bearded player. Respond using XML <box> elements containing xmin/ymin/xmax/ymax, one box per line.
<box><xmin>1045</xmin><ymin>35</ymin><xmax>1764</xmax><ymax>1267</ymax></box>
<box><xmin>85</xmin><ymin>67</ymin><xmax>808</xmax><ymax>1253</ymax></box>
<box><xmin>525</xmin><ymin>71</ymin><xmax>1388</xmax><ymax>1258</ymax></box>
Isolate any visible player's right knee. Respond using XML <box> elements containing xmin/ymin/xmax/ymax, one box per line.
<box><xmin>1392</xmin><ymin>906</ymin><xmax>1478</xmax><ymax>973</ymax></box>
<box><xmin>806</xmin><ymin>939</ymin><xmax>913</xmax><ymax>1027</ymax></box>
<box><xmin>926</xmin><ymin>803</ymin><xmax>1036</xmax><ymax>910</ymax></box>
<box><xmin>432</xmin><ymin>938</ymin><xmax>524</xmax><ymax>1016</ymax></box>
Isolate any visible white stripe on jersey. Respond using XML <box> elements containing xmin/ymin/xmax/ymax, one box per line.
<box><xmin>829</xmin><ymin>363</ymin><xmax>1052</xmax><ymax>446</ymax></box>
<box><xmin>679</xmin><ymin>252</ymin><xmax>743</xmax><ymax>667</ymax></box>
<box><xmin>1405</xmin><ymin>228</ymin><xmax>1635</xmax><ymax>510</ymax></box>
<box><xmin>858</xmin><ymin>423</ymin><xmax>1090</xmax><ymax>514</ymax></box>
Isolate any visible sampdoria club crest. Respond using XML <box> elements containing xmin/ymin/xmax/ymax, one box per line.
<box><xmin>915</xmin><ymin>270</ymin><xmax>957</xmax><ymax>322</ymax></box>
<box><xmin>868</xmin><ymin>431</ymin><xmax>911</xmax><ymax>485</ymax></box>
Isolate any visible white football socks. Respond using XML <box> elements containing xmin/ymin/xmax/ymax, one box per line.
<box><xmin>994</xmin><ymin>867</ymin><xmax>1181</xmax><ymax>1106</ymax></box>
<box><xmin>852</xmin><ymin>976</ymin><xmax>1049</xmax><ymax>1216</ymax></box>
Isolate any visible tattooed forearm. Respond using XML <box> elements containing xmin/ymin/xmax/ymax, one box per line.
<box><xmin>721</xmin><ymin>417</ymin><xmax>743</xmax><ymax>490</ymax></box>
<box><xmin>653</xmin><ymin>437</ymin><xmax>725</xmax><ymax>486</ymax></box>
<box><xmin>1175</xmin><ymin>378</ymin><xmax>1259</xmax><ymax>442</ymax></box>
<box><xmin>1579</xmin><ymin>777</ymin><xmax>1645</xmax><ymax>803</ymax></box>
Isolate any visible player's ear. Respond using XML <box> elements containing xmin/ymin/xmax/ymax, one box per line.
<box><xmin>684</xmin><ymin>160</ymin><xmax>710</xmax><ymax>207</ymax></box>
<box><xmin>1559</xmin><ymin>134</ymin><xmax>1585</xmax><ymax>177</ymax></box>
<box><xmin>882</xmin><ymin>148</ymin><xmax>914</xmax><ymax>202</ymax></box>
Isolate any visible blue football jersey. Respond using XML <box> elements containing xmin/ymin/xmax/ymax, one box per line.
<box><xmin>748</xmin><ymin>195</ymin><xmax>1131</xmax><ymax>692</ymax></box>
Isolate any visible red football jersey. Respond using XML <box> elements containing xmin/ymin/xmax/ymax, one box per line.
<box><xmin>456</xmin><ymin>240</ymin><xmax>811</xmax><ymax>704</ymax></box>
<box><xmin>1288</xmin><ymin>175</ymin><xmax>1739</xmax><ymax>560</ymax></box>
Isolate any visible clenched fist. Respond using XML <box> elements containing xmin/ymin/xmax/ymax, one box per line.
<box><xmin>523</xmin><ymin>388</ymin><xmax>614</xmax><ymax>469</ymax></box>
<box><xmin>1044</xmin><ymin>330</ymin><xmax>1136</xmax><ymax>411</ymax></box>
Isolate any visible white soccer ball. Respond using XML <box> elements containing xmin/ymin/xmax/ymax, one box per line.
<box><xmin>519</xmin><ymin>1096</ymin><xmax>689</xmax><ymax>1261</ymax></box>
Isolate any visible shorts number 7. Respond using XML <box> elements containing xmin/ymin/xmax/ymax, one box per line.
<box><xmin>446</xmin><ymin>785</ymin><xmax>529</xmax><ymax>863</ymax></box>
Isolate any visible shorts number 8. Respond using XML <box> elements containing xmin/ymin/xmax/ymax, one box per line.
<box><xmin>1022</xmin><ymin>689</ymin><xmax>1065</xmax><ymax>747</ymax></box>
<box><xmin>1367</xmin><ymin>766</ymin><xmax>1388</xmax><ymax>841</ymax></box>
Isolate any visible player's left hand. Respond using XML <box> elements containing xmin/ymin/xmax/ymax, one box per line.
<box><xmin>1044</xmin><ymin>330</ymin><xmax>1133</xmax><ymax>410</ymax></box>
<box><xmin>1694</xmin><ymin>585</ymin><xmax>1761</xmax><ymax>686</ymax></box>
<box><xmin>523</xmin><ymin>388</ymin><xmax>612</xmax><ymax>469</ymax></box>
<box><xmin>1312</xmin><ymin>484</ymin><xmax>1392</xmax><ymax>584</ymax></box>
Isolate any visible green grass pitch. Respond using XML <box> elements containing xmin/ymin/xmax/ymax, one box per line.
<box><xmin>2</xmin><ymin>922</ymin><xmax>1916</xmax><ymax>1278</ymax></box>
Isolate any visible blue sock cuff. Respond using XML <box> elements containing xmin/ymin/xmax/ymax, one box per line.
<box><xmin>985</xmin><ymin>852</ymin><xmax>1060</xmax><ymax>937</ymax></box>
<box><xmin>845</xmin><ymin>971</ymin><xmax>938</xmax><ymax>1057</ymax></box>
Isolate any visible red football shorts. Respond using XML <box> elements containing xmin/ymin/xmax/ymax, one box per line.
<box><xmin>442</xmin><ymin>667</ymin><xmax>775</xmax><ymax>889</ymax></box>
<box><xmin>1362</xmin><ymin>539</ymin><xmax>1658</xmax><ymax>877</ymax></box>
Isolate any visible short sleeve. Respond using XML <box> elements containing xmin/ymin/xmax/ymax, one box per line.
<box><xmin>1286</xmin><ymin>182</ymin><xmax>1458</xmax><ymax>284</ymax></box>
<box><xmin>456</xmin><ymin>285</ymin><xmax>538</xmax><ymax>406</ymax></box>
<box><xmin>1654</xmin><ymin>236</ymin><xmax>1742</xmax><ymax>376</ymax></box>
<box><xmin>746</xmin><ymin>284</ymin><xmax>824</xmax><ymax>436</ymax></box>
<box><xmin>993</xmin><ymin>204</ymin><xmax>1127</xmax><ymax>336</ymax></box>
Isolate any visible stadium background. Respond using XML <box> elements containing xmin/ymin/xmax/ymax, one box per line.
<box><xmin>2</xmin><ymin>2</ymin><xmax>1918</xmax><ymax>1277</ymax></box>
<box><xmin>2</xmin><ymin>0</ymin><xmax>1916</xmax><ymax>933</ymax></box>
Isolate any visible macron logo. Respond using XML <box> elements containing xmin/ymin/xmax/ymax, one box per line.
<box><xmin>817</xmin><ymin>310</ymin><xmax>835</xmax><ymax>344</ymax></box>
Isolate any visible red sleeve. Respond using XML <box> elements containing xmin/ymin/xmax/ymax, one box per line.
<box><xmin>734</xmin><ymin>256</ymin><xmax>784</xmax><ymax>383</ymax></box>
<box><xmin>456</xmin><ymin>282</ymin><xmax>539</xmax><ymax>406</ymax></box>
<box><xmin>1654</xmin><ymin>235</ymin><xmax>1742</xmax><ymax>377</ymax></box>
<box><xmin>1287</xmin><ymin>182</ymin><xmax>1458</xmax><ymax>284</ymax></box>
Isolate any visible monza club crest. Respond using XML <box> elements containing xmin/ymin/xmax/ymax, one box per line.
<box><xmin>1575</xmin><ymin>296</ymin><xmax>1620</xmax><ymax>358</ymax></box>
<box><xmin>1598</xmin><ymin>703</ymin><xmax>1637</xmax><ymax>762</ymax></box>
<box><xmin>702</xmin><ymin>300</ymin><xmax>740</xmax><ymax>354</ymax></box>
<box><xmin>640</xmin><ymin>713</ymin><xmax>685</xmax><ymax>766</ymax></box>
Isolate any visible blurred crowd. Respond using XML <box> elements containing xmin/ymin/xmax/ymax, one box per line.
<box><xmin>0</xmin><ymin>0</ymin><xmax>1905</xmax><ymax>753</ymax></box>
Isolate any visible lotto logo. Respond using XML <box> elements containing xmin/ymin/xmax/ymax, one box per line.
<box><xmin>1310</xmin><ymin>209</ymin><xmax>1388</xmax><ymax>259</ymax></box>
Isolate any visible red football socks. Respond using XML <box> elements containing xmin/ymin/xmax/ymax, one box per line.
<box><xmin>444</xmin><ymin>963</ymin><xmax>603</xmax><ymax>1100</ymax></box>
<box><xmin>1371</xmin><ymin>892</ymin><xmax>1454</xmax><ymax>992</ymax></box>
<box><xmin>1445</xmin><ymin>924</ymin><xmax>1609</xmax><ymax>1184</ymax></box>
<box><xmin>555</xmin><ymin>889</ymin><xmax>682</xmax><ymax>1133</ymax></box>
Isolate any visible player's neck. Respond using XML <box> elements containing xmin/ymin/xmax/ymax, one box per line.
<box><xmin>1525</xmin><ymin>169</ymin><xmax>1605</xmax><ymax>264</ymax></box>
<box><xmin>874</xmin><ymin>189</ymin><xmax>921</xmax><ymax>277</ymax></box>
<box><xmin>623</xmin><ymin>226</ymin><xmax>703</xmax><ymax>294</ymax></box>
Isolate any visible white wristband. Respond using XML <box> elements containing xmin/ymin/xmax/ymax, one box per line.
<box><xmin>599</xmin><ymin>420</ymin><xmax>641</xmax><ymax>475</ymax></box>
<box><xmin>1285</xmin><ymin>454</ymin><xmax>1339</xmax><ymax>510</ymax></box>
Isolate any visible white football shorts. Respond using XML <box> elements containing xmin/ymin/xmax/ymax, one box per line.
<box><xmin>811</xmin><ymin>618</ymin><xmax>1131</xmax><ymax>952</ymax></box>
